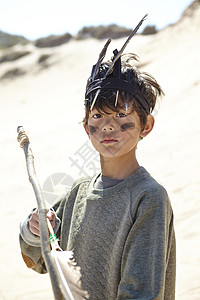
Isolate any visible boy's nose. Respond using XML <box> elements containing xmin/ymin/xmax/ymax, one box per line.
<box><xmin>102</xmin><ymin>118</ymin><xmax>115</xmax><ymax>131</ymax></box>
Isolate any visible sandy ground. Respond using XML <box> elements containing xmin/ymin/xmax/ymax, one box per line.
<box><xmin>0</xmin><ymin>6</ymin><xmax>200</xmax><ymax>299</ymax></box>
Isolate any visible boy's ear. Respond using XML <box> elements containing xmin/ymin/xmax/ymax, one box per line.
<box><xmin>83</xmin><ymin>124</ymin><xmax>90</xmax><ymax>136</ymax></box>
<box><xmin>140</xmin><ymin>115</ymin><xmax>155</xmax><ymax>138</ymax></box>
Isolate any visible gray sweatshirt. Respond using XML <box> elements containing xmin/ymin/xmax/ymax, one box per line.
<box><xmin>19</xmin><ymin>167</ymin><xmax>176</xmax><ymax>299</ymax></box>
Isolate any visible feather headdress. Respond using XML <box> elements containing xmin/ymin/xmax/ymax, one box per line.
<box><xmin>85</xmin><ymin>14</ymin><xmax>150</xmax><ymax>114</ymax></box>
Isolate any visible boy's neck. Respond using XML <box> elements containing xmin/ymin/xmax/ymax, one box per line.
<box><xmin>100</xmin><ymin>151</ymin><xmax>140</xmax><ymax>180</ymax></box>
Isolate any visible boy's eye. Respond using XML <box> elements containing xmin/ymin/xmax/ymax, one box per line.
<box><xmin>93</xmin><ymin>113</ymin><xmax>103</xmax><ymax>119</ymax></box>
<box><xmin>116</xmin><ymin>112</ymin><xmax>127</xmax><ymax>118</ymax></box>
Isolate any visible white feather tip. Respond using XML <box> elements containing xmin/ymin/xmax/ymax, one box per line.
<box><xmin>51</xmin><ymin>250</ymin><xmax>89</xmax><ymax>300</ymax></box>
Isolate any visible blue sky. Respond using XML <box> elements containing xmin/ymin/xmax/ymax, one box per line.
<box><xmin>0</xmin><ymin>0</ymin><xmax>194</xmax><ymax>40</ymax></box>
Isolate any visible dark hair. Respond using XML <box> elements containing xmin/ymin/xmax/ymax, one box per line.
<box><xmin>84</xmin><ymin>54</ymin><xmax>164</xmax><ymax>130</ymax></box>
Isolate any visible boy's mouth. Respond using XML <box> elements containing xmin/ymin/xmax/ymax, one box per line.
<box><xmin>101</xmin><ymin>137</ymin><xmax>118</xmax><ymax>144</ymax></box>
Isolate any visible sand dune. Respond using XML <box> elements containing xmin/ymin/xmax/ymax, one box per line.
<box><xmin>0</xmin><ymin>2</ymin><xmax>200</xmax><ymax>299</ymax></box>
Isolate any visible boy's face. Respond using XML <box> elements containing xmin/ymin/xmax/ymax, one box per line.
<box><xmin>85</xmin><ymin>106</ymin><xmax>143</xmax><ymax>159</ymax></box>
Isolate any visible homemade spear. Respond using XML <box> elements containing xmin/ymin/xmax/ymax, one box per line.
<box><xmin>17</xmin><ymin>126</ymin><xmax>88</xmax><ymax>300</ymax></box>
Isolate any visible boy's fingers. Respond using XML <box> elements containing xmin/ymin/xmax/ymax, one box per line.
<box><xmin>29</xmin><ymin>218</ymin><xmax>40</xmax><ymax>236</ymax></box>
<box><xmin>29</xmin><ymin>209</ymin><xmax>40</xmax><ymax>236</ymax></box>
<box><xmin>31</xmin><ymin>208</ymin><xmax>39</xmax><ymax>222</ymax></box>
<box><xmin>29</xmin><ymin>224</ymin><xmax>40</xmax><ymax>236</ymax></box>
<box><xmin>29</xmin><ymin>208</ymin><xmax>56</xmax><ymax>235</ymax></box>
<box><xmin>47</xmin><ymin>210</ymin><xmax>56</xmax><ymax>228</ymax></box>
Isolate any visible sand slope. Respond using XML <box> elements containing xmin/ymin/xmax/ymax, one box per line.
<box><xmin>0</xmin><ymin>2</ymin><xmax>200</xmax><ymax>299</ymax></box>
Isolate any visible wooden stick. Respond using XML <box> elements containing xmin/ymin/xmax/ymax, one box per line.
<box><xmin>17</xmin><ymin>126</ymin><xmax>63</xmax><ymax>300</ymax></box>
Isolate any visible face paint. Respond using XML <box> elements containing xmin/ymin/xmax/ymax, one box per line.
<box><xmin>88</xmin><ymin>125</ymin><xmax>98</xmax><ymax>134</ymax></box>
<box><xmin>120</xmin><ymin>122</ymin><xmax>135</xmax><ymax>131</ymax></box>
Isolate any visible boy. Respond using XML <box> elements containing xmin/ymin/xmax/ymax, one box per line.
<box><xmin>19</xmin><ymin>18</ymin><xmax>176</xmax><ymax>300</ymax></box>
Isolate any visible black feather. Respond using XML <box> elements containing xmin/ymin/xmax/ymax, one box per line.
<box><xmin>106</xmin><ymin>14</ymin><xmax>148</xmax><ymax>77</ymax></box>
<box><xmin>91</xmin><ymin>38</ymin><xmax>111</xmax><ymax>81</ymax></box>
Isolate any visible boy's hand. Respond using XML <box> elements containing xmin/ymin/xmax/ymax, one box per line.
<box><xmin>28</xmin><ymin>208</ymin><xmax>56</xmax><ymax>236</ymax></box>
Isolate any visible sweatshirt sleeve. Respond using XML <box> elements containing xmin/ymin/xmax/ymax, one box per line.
<box><xmin>116</xmin><ymin>187</ymin><xmax>176</xmax><ymax>300</ymax></box>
